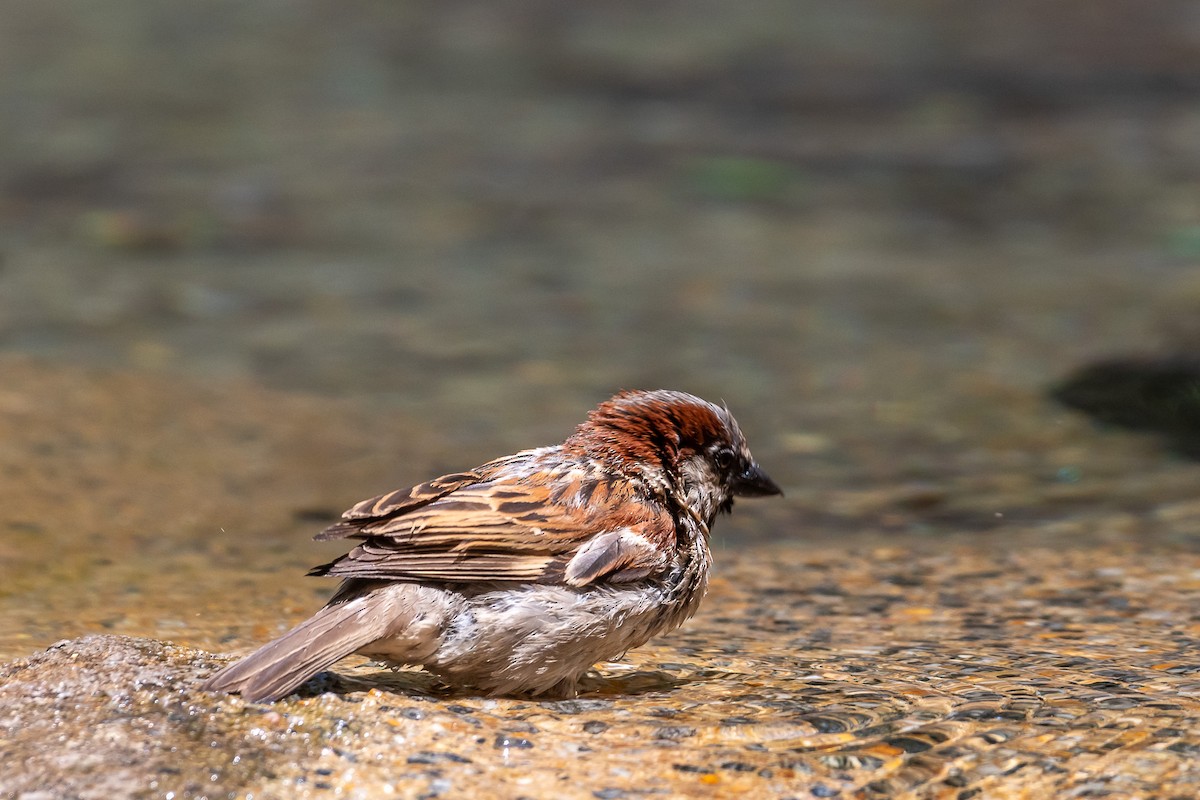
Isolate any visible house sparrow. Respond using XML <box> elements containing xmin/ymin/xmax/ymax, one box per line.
<box><xmin>202</xmin><ymin>389</ymin><xmax>781</xmax><ymax>702</ymax></box>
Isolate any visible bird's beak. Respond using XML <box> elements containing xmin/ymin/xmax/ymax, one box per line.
<box><xmin>731</xmin><ymin>463</ymin><xmax>783</xmax><ymax>497</ymax></box>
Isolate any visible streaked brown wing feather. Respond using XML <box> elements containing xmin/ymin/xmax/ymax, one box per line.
<box><xmin>315</xmin><ymin>548</ymin><xmax>562</xmax><ymax>582</ymax></box>
<box><xmin>315</xmin><ymin>469</ymin><xmax>487</xmax><ymax>540</ymax></box>
<box><xmin>309</xmin><ymin>459</ymin><xmax>676</xmax><ymax>586</ymax></box>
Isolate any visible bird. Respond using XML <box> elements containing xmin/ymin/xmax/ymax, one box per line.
<box><xmin>202</xmin><ymin>389</ymin><xmax>781</xmax><ymax>702</ymax></box>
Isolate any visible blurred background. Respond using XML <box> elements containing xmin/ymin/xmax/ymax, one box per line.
<box><xmin>1</xmin><ymin>0</ymin><xmax>1199</xmax><ymax>552</ymax></box>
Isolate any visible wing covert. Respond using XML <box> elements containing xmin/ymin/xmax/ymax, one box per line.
<box><xmin>308</xmin><ymin>464</ymin><xmax>676</xmax><ymax>586</ymax></box>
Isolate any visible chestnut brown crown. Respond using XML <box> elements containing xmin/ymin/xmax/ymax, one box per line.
<box><xmin>565</xmin><ymin>389</ymin><xmax>782</xmax><ymax>501</ymax></box>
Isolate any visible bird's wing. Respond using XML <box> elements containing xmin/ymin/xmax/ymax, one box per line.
<box><xmin>315</xmin><ymin>469</ymin><xmax>489</xmax><ymax>539</ymax></box>
<box><xmin>309</xmin><ymin>457</ymin><xmax>675</xmax><ymax>586</ymax></box>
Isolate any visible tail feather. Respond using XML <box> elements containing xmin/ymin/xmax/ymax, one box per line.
<box><xmin>202</xmin><ymin>593</ymin><xmax>391</xmax><ymax>702</ymax></box>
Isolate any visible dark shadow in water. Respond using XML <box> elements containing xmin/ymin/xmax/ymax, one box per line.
<box><xmin>290</xmin><ymin>666</ymin><xmax>693</xmax><ymax>701</ymax></box>
<box><xmin>1052</xmin><ymin>356</ymin><xmax>1200</xmax><ymax>458</ymax></box>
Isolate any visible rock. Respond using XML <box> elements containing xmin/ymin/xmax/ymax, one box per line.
<box><xmin>0</xmin><ymin>635</ymin><xmax>297</xmax><ymax>799</ymax></box>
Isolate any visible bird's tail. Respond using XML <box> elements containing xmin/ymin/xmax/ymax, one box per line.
<box><xmin>202</xmin><ymin>586</ymin><xmax>393</xmax><ymax>703</ymax></box>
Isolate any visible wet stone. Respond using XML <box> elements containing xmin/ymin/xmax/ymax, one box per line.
<box><xmin>548</xmin><ymin>699</ymin><xmax>613</xmax><ymax>714</ymax></box>
<box><xmin>652</xmin><ymin>726</ymin><xmax>698</xmax><ymax>740</ymax></box>
<box><xmin>408</xmin><ymin>752</ymin><xmax>472</xmax><ymax>765</ymax></box>
<box><xmin>672</xmin><ymin>764</ymin><xmax>712</xmax><ymax>774</ymax></box>
<box><xmin>493</xmin><ymin>734</ymin><xmax>534</xmax><ymax>749</ymax></box>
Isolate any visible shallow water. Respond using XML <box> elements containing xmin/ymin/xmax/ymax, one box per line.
<box><xmin>1</xmin><ymin>3</ymin><xmax>1199</xmax><ymax>797</ymax></box>
<box><xmin>3</xmin><ymin>357</ymin><xmax>1200</xmax><ymax>797</ymax></box>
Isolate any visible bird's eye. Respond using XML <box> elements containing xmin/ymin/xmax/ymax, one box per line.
<box><xmin>714</xmin><ymin>447</ymin><xmax>735</xmax><ymax>471</ymax></box>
